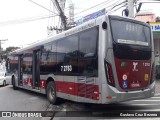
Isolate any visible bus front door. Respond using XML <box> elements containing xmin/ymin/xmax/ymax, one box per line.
<box><xmin>18</xmin><ymin>55</ymin><xmax>23</xmax><ymax>86</ymax></box>
<box><xmin>32</xmin><ymin>50</ymin><xmax>40</xmax><ymax>89</ymax></box>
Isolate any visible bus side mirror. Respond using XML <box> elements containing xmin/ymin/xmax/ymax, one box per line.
<box><xmin>102</xmin><ymin>22</ymin><xmax>107</xmax><ymax>30</ymax></box>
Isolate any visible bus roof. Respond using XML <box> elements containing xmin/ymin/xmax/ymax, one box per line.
<box><xmin>9</xmin><ymin>14</ymin><xmax>149</xmax><ymax>55</ymax></box>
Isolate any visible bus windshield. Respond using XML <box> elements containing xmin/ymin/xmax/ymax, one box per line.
<box><xmin>110</xmin><ymin>19</ymin><xmax>151</xmax><ymax>46</ymax></box>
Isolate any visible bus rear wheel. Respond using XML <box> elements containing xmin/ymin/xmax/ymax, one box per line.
<box><xmin>12</xmin><ymin>76</ymin><xmax>17</xmax><ymax>90</ymax></box>
<box><xmin>47</xmin><ymin>81</ymin><xmax>57</xmax><ymax>104</ymax></box>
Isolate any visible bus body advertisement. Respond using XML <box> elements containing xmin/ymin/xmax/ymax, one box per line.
<box><xmin>6</xmin><ymin>15</ymin><xmax>155</xmax><ymax>104</ymax></box>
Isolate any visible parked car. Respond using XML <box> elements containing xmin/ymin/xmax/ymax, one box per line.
<box><xmin>0</xmin><ymin>71</ymin><xmax>8</xmax><ymax>86</ymax></box>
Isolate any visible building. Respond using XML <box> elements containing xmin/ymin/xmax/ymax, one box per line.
<box><xmin>135</xmin><ymin>12</ymin><xmax>156</xmax><ymax>22</ymax></box>
<box><xmin>150</xmin><ymin>22</ymin><xmax>160</xmax><ymax>78</ymax></box>
<box><xmin>135</xmin><ymin>12</ymin><xmax>160</xmax><ymax>78</ymax></box>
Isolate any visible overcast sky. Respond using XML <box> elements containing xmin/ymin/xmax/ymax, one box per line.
<box><xmin>0</xmin><ymin>0</ymin><xmax>160</xmax><ymax>49</ymax></box>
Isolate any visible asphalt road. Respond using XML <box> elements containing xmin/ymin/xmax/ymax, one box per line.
<box><xmin>0</xmin><ymin>85</ymin><xmax>50</xmax><ymax>120</ymax></box>
<box><xmin>0</xmin><ymin>85</ymin><xmax>160</xmax><ymax>120</ymax></box>
<box><xmin>0</xmin><ymin>85</ymin><xmax>49</xmax><ymax>111</ymax></box>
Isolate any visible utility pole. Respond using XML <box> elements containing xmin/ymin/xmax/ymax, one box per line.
<box><xmin>47</xmin><ymin>0</ymin><xmax>74</xmax><ymax>35</ymax></box>
<box><xmin>67</xmin><ymin>0</ymin><xmax>75</xmax><ymax>28</ymax></box>
<box><xmin>128</xmin><ymin>0</ymin><xmax>135</xmax><ymax>18</ymax></box>
<box><xmin>52</xmin><ymin>0</ymin><xmax>67</xmax><ymax>30</ymax></box>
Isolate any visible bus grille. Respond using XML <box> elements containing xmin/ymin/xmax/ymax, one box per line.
<box><xmin>77</xmin><ymin>77</ymin><xmax>98</xmax><ymax>100</ymax></box>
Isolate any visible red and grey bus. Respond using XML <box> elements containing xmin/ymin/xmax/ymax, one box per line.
<box><xmin>6</xmin><ymin>15</ymin><xmax>155</xmax><ymax>104</ymax></box>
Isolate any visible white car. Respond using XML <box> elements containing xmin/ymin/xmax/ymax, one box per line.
<box><xmin>0</xmin><ymin>71</ymin><xmax>7</xmax><ymax>86</ymax></box>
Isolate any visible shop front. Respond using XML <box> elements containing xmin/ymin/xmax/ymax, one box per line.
<box><xmin>150</xmin><ymin>22</ymin><xmax>160</xmax><ymax>79</ymax></box>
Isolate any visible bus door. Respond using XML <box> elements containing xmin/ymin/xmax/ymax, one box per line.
<box><xmin>32</xmin><ymin>50</ymin><xmax>41</xmax><ymax>89</ymax></box>
<box><xmin>18</xmin><ymin>55</ymin><xmax>23</xmax><ymax>86</ymax></box>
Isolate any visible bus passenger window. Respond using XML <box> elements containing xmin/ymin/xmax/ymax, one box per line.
<box><xmin>57</xmin><ymin>35</ymin><xmax>78</xmax><ymax>74</ymax></box>
<box><xmin>23</xmin><ymin>54</ymin><xmax>32</xmax><ymax>74</ymax></box>
<box><xmin>79</xmin><ymin>27</ymin><xmax>98</xmax><ymax>58</ymax></box>
<box><xmin>78</xmin><ymin>27</ymin><xmax>98</xmax><ymax>76</ymax></box>
<box><xmin>42</xmin><ymin>42</ymin><xmax>57</xmax><ymax>73</ymax></box>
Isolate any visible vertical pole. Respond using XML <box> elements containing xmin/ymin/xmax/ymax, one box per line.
<box><xmin>0</xmin><ymin>41</ymin><xmax>1</xmax><ymax>53</ymax></box>
<box><xmin>0</xmin><ymin>41</ymin><xmax>1</xmax><ymax>60</ymax></box>
<box><xmin>128</xmin><ymin>0</ymin><xmax>135</xmax><ymax>18</ymax></box>
<box><xmin>0</xmin><ymin>39</ymin><xmax>8</xmax><ymax>59</ymax></box>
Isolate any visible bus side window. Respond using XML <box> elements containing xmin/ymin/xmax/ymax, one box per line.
<box><xmin>23</xmin><ymin>54</ymin><xmax>32</xmax><ymax>74</ymax></box>
<box><xmin>57</xmin><ymin>36</ymin><xmax>78</xmax><ymax>75</ymax></box>
<box><xmin>78</xmin><ymin>27</ymin><xmax>98</xmax><ymax>76</ymax></box>
<box><xmin>44</xmin><ymin>44</ymin><xmax>52</xmax><ymax>61</ymax></box>
<box><xmin>79</xmin><ymin>27</ymin><xmax>98</xmax><ymax>58</ymax></box>
<box><xmin>42</xmin><ymin>42</ymin><xmax>57</xmax><ymax>73</ymax></box>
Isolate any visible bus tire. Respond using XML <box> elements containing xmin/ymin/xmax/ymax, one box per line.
<box><xmin>12</xmin><ymin>76</ymin><xmax>18</xmax><ymax>90</ymax></box>
<box><xmin>46</xmin><ymin>81</ymin><xmax>57</xmax><ymax>104</ymax></box>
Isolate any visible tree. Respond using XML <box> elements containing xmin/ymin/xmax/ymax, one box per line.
<box><xmin>5</xmin><ymin>46</ymin><xmax>20</xmax><ymax>54</ymax></box>
<box><xmin>1</xmin><ymin>46</ymin><xmax>20</xmax><ymax>59</ymax></box>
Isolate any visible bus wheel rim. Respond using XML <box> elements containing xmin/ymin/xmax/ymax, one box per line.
<box><xmin>49</xmin><ymin>86</ymin><xmax>55</xmax><ymax>99</ymax></box>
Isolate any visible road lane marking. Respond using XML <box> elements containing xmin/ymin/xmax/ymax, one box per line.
<box><xmin>155</xmin><ymin>93</ymin><xmax>160</xmax><ymax>96</ymax></box>
<box><xmin>133</xmin><ymin>99</ymin><xmax>160</xmax><ymax>101</ymax></box>
<box><xmin>130</xmin><ymin>103</ymin><xmax>160</xmax><ymax>106</ymax></box>
<box><xmin>151</xmin><ymin>96</ymin><xmax>160</xmax><ymax>98</ymax></box>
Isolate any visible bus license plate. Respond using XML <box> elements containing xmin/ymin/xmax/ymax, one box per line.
<box><xmin>131</xmin><ymin>83</ymin><xmax>140</xmax><ymax>88</ymax></box>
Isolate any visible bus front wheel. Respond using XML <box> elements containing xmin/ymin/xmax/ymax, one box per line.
<box><xmin>46</xmin><ymin>81</ymin><xmax>57</xmax><ymax>104</ymax></box>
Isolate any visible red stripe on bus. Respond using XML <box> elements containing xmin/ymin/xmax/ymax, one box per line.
<box><xmin>24</xmin><ymin>78</ymin><xmax>46</xmax><ymax>89</ymax></box>
<box><xmin>23</xmin><ymin>78</ymin><xmax>99</xmax><ymax>100</ymax></box>
<box><xmin>55</xmin><ymin>81</ymin><xmax>99</xmax><ymax>100</ymax></box>
<box><xmin>40</xmin><ymin>80</ymin><xmax>46</xmax><ymax>89</ymax></box>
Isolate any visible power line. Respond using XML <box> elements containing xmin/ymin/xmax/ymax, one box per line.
<box><xmin>65</xmin><ymin>0</ymin><xmax>96</xmax><ymax>10</ymax></box>
<box><xmin>74</xmin><ymin>0</ymin><xmax>125</xmax><ymax>20</ymax></box>
<box><xmin>0</xmin><ymin>0</ymin><xmax>129</xmax><ymax>27</ymax></box>
<box><xmin>74</xmin><ymin>0</ymin><xmax>116</xmax><ymax>16</ymax></box>
<box><xmin>108</xmin><ymin>2</ymin><xmax>127</xmax><ymax>14</ymax></box>
<box><xmin>108</xmin><ymin>0</ymin><xmax>127</xmax><ymax>12</ymax></box>
<box><xmin>138</xmin><ymin>0</ymin><xmax>160</xmax><ymax>2</ymax></box>
<box><xmin>138</xmin><ymin>1</ymin><xmax>160</xmax><ymax>3</ymax></box>
<box><xmin>0</xmin><ymin>14</ymin><xmax>58</xmax><ymax>26</ymax></box>
<box><xmin>27</xmin><ymin>0</ymin><xmax>58</xmax><ymax>15</ymax></box>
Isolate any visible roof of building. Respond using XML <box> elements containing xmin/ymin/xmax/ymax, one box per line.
<box><xmin>136</xmin><ymin>11</ymin><xmax>155</xmax><ymax>16</ymax></box>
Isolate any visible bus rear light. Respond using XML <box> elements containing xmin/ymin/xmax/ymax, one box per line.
<box><xmin>150</xmin><ymin>63</ymin><xmax>155</xmax><ymax>84</ymax></box>
<box><xmin>105</xmin><ymin>62</ymin><xmax>115</xmax><ymax>87</ymax></box>
<box><xmin>96</xmin><ymin>97</ymin><xmax>99</xmax><ymax>100</ymax></box>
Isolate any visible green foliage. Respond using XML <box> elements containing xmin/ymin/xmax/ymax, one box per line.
<box><xmin>5</xmin><ymin>46</ymin><xmax>20</xmax><ymax>54</ymax></box>
<box><xmin>1</xmin><ymin>46</ymin><xmax>20</xmax><ymax>59</ymax></box>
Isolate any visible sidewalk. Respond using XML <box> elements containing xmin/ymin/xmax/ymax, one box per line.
<box><xmin>155</xmin><ymin>80</ymin><xmax>160</xmax><ymax>95</ymax></box>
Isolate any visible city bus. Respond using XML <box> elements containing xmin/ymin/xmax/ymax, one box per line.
<box><xmin>6</xmin><ymin>15</ymin><xmax>155</xmax><ymax>104</ymax></box>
